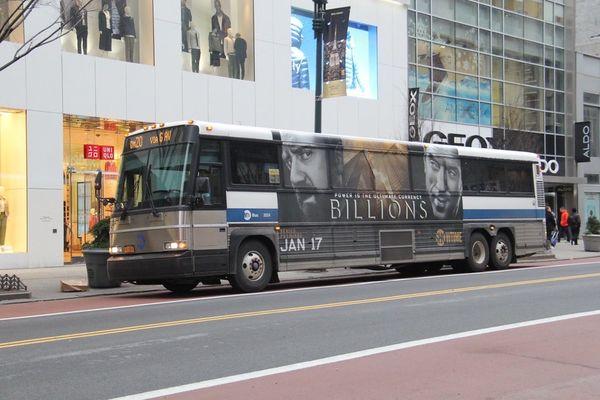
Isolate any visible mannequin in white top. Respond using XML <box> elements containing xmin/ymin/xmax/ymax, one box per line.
<box><xmin>224</xmin><ymin>28</ymin><xmax>238</xmax><ymax>79</ymax></box>
<box><xmin>0</xmin><ymin>186</ymin><xmax>8</xmax><ymax>247</ymax></box>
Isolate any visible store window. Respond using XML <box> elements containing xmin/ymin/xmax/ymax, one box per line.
<box><xmin>0</xmin><ymin>108</ymin><xmax>27</xmax><ymax>254</ymax></box>
<box><xmin>291</xmin><ymin>8</ymin><xmax>378</xmax><ymax>99</ymax></box>
<box><xmin>60</xmin><ymin>0</ymin><xmax>154</xmax><ymax>65</ymax></box>
<box><xmin>181</xmin><ymin>0</ymin><xmax>254</xmax><ymax>80</ymax></box>
<box><xmin>63</xmin><ymin>115</ymin><xmax>147</xmax><ymax>261</ymax></box>
<box><xmin>0</xmin><ymin>0</ymin><xmax>24</xmax><ymax>43</ymax></box>
<box><xmin>584</xmin><ymin>95</ymin><xmax>600</xmax><ymax>157</ymax></box>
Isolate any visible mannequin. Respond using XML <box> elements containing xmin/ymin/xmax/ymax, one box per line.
<box><xmin>89</xmin><ymin>208</ymin><xmax>99</xmax><ymax>231</ymax></box>
<box><xmin>188</xmin><ymin>22</ymin><xmax>201</xmax><ymax>73</ymax></box>
<box><xmin>291</xmin><ymin>16</ymin><xmax>310</xmax><ymax>89</ymax></box>
<box><xmin>224</xmin><ymin>28</ymin><xmax>237</xmax><ymax>79</ymax></box>
<box><xmin>234</xmin><ymin>33</ymin><xmax>247</xmax><ymax>80</ymax></box>
<box><xmin>71</xmin><ymin>0</ymin><xmax>88</xmax><ymax>55</ymax></box>
<box><xmin>122</xmin><ymin>6</ymin><xmax>136</xmax><ymax>62</ymax></box>
<box><xmin>109</xmin><ymin>0</ymin><xmax>125</xmax><ymax>39</ymax></box>
<box><xmin>98</xmin><ymin>3</ymin><xmax>112</xmax><ymax>52</ymax></box>
<box><xmin>211</xmin><ymin>0</ymin><xmax>231</xmax><ymax>43</ymax></box>
<box><xmin>209</xmin><ymin>28</ymin><xmax>222</xmax><ymax>69</ymax></box>
<box><xmin>0</xmin><ymin>186</ymin><xmax>8</xmax><ymax>247</ymax></box>
<box><xmin>181</xmin><ymin>0</ymin><xmax>192</xmax><ymax>52</ymax></box>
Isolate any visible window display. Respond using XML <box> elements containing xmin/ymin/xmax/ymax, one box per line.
<box><xmin>0</xmin><ymin>109</ymin><xmax>27</xmax><ymax>254</ymax></box>
<box><xmin>181</xmin><ymin>0</ymin><xmax>254</xmax><ymax>80</ymax></box>
<box><xmin>60</xmin><ymin>0</ymin><xmax>154</xmax><ymax>65</ymax></box>
<box><xmin>0</xmin><ymin>0</ymin><xmax>24</xmax><ymax>43</ymax></box>
<box><xmin>291</xmin><ymin>8</ymin><xmax>378</xmax><ymax>99</ymax></box>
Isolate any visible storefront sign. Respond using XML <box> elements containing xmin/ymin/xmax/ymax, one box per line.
<box><xmin>323</xmin><ymin>7</ymin><xmax>351</xmax><ymax>98</ymax></box>
<box><xmin>408</xmin><ymin>88</ymin><xmax>419</xmax><ymax>142</ymax></box>
<box><xmin>422</xmin><ymin>130</ymin><xmax>491</xmax><ymax>148</ymax></box>
<box><xmin>84</xmin><ymin>145</ymin><xmax>114</xmax><ymax>160</ymax></box>
<box><xmin>575</xmin><ymin>121</ymin><xmax>592</xmax><ymax>163</ymax></box>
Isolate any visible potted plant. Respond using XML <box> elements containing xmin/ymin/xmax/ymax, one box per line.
<box><xmin>583</xmin><ymin>215</ymin><xmax>600</xmax><ymax>252</ymax></box>
<box><xmin>82</xmin><ymin>217</ymin><xmax>120</xmax><ymax>288</ymax></box>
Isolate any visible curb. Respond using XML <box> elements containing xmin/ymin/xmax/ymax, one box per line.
<box><xmin>0</xmin><ymin>291</ymin><xmax>32</xmax><ymax>301</ymax></box>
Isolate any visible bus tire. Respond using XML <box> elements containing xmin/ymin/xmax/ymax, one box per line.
<box><xmin>162</xmin><ymin>280</ymin><xmax>200</xmax><ymax>293</ymax></box>
<box><xmin>229</xmin><ymin>240</ymin><xmax>272</xmax><ymax>293</ymax></box>
<box><xmin>490</xmin><ymin>232</ymin><xmax>513</xmax><ymax>270</ymax></box>
<box><xmin>466</xmin><ymin>232</ymin><xmax>489</xmax><ymax>272</ymax></box>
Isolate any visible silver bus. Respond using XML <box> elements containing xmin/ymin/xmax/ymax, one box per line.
<box><xmin>106</xmin><ymin>121</ymin><xmax>546</xmax><ymax>293</ymax></box>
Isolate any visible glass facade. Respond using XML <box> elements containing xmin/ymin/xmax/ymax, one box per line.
<box><xmin>408</xmin><ymin>0</ymin><xmax>568</xmax><ymax>171</ymax></box>
<box><xmin>583</xmin><ymin>92</ymin><xmax>600</xmax><ymax>158</ymax></box>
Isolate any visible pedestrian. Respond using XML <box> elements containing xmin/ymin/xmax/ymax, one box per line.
<box><xmin>545</xmin><ymin>206</ymin><xmax>556</xmax><ymax>247</ymax></box>
<box><xmin>569</xmin><ymin>208</ymin><xmax>581</xmax><ymax>245</ymax></box>
<box><xmin>558</xmin><ymin>206</ymin><xmax>571</xmax><ymax>243</ymax></box>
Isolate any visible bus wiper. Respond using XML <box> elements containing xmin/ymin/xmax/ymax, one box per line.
<box><xmin>145</xmin><ymin>164</ymin><xmax>160</xmax><ymax>217</ymax></box>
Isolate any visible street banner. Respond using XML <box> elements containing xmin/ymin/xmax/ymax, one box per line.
<box><xmin>322</xmin><ymin>7</ymin><xmax>351</xmax><ymax>98</ymax></box>
<box><xmin>575</xmin><ymin>121</ymin><xmax>592</xmax><ymax>163</ymax></box>
<box><xmin>408</xmin><ymin>87</ymin><xmax>420</xmax><ymax>142</ymax></box>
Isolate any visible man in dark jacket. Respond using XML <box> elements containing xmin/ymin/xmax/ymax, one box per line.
<box><xmin>71</xmin><ymin>0</ymin><xmax>88</xmax><ymax>54</ymax></box>
<box><xmin>545</xmin><ymin>206</ymin><xmax>556</xmax><ymax>245</ymax></box>
<box><xmin>570</xmin><ymin>208</ymin><xmax>581</xmax><ymax>245</ymax></box>
<box><xmin>234</xmin><ymin>33</ymin><xmax>247</xmax><ymax>79</ymax></box>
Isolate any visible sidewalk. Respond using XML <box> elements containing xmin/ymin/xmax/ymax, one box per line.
<box><xmin>1</xmin><ymin>242</ymin><xmax>598</xmax><ymax>304</ymax></box>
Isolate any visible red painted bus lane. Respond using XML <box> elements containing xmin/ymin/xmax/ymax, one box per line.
<box><xmin>167</xmin><ymin>314</ymin><xmax>600</xmax><ymax>400</ymax></box>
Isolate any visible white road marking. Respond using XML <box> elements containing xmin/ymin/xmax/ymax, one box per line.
<box><xmin>1</xmin><ymin>258</ymin><xmax>600</xmax><ymax>322</ymax></box>
<box><xmin>110</xmin><ymin>309</ymin><xmax>600</xmax><ymax>400</ymax></box>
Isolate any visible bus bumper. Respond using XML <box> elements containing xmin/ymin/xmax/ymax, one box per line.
<box><xmin>107</xmin><ymin>251</ymin><xmax>194</xmax><ymax>283</ymax></box>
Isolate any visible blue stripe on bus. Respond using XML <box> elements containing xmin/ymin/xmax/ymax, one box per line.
<box><xmin>227</xmin><ymin>208</ymin><xmax>279</xmax><ymax>223</ymax></box>
<box><xmin>464</xmin><ymin>209</ymin><xmax>545</xmax><ymax>220</ymax></box>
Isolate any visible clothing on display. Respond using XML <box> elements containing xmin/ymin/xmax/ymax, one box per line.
<box><xmin>181</xmin><ymin>3</ymin><xmax>192</xmax><ymax>52</ymax></box>
<box><xmin>0</xmin><ymin>196</ymin><xmax>8</xmax><ymax>246</ymax></box>
<box><xmin>211</xmin><ymin>11</ymin><xmax>231</xmax><ymax>52</ymax></box>
<box><xmin>107</xmin><ymin>0</ymin><xmax>126</xmax><ymax>39</ymax></box>
<box><xmin>188</xmin><ymin>27</ymin><xmax>201</xmax><ymax>73</ymax></box>
<box><xmin>224</xmin><ymin>34</ymin><xmax>238</xmax><ymax>78</ymax></box>
<box><xmin>209</xmin><ymin>30</ymin><xmax>222</xmax><ymax>67</ymax></box>
<box><xmin>234</xmin><ymin>35</ymin><xmax>247</xmax><ymax>80</ymax></box>
<box><xmin>71</xmin><ymin>4</ymin><xmax>88</xmax><ymax>55</ymax></box>
<box><xmin>291</xmin><ymin>16</ymin><xmax>310</xmax><ymax>89</ymax></box>
<box><xmin>122</xmin><ymin>14</ymin><xmax>136</xmax><ymax>62</ymax></box>
<box><xmin>99</xmin><ymin>8</ymin><xmax>113</xmax><ymax>51</ymax></box>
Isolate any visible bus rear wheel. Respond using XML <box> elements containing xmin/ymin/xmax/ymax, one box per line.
<box><xmin>229</xmin><ymin>240</ymin><xmax>272</xmax><ymax>293</ymax></box>
<box><xmin>465</xmin><ymin>232</ymin><xmax>489</xmax><ymax>272</ymax></box>
<box><xmin>162</xmin><ymin>280</ymin><xmax>200</xmax><ymax>294</ymax></box>
<box><xmin>490</xmin><ymin>232</ymin><xmax>513</xmax><ymax>270</ymax></box>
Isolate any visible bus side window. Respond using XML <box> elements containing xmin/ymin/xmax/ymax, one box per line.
<box><xmin>196</xmin><ymin>165</ymin><xmax>223</xmax><ymax>206</ymax></box>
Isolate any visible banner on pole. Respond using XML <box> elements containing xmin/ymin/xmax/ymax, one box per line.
<box><xmin>408</xmin><ymin>88</ymin><xmax>420</xmax><ymax>142</ymax></box>
<box><xmin>322</xmin><ymin>7</ymin><xmax>351</xmax><ymax>99</ymax></box>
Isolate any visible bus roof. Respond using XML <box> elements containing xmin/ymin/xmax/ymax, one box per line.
<box><xmin>130</xmin><ymin>120</ymin><xmax>540</xmax><ymax>163</ymax></box>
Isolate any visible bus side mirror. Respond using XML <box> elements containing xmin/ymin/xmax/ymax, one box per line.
<box><xmin>94</xmin><ymin>170</ymin><xmax>103</xmax><ymax>199</ymax></box>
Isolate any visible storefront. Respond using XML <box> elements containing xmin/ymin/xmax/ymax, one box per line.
<box><xmin>63</xmin><ymin>115</ymin><xmax>145</xmax><ymax>262</ymax></box>
<box><xmin>60</xmin><ymin>0</ymin><xmax>155</xmax><ymax>64</ymax></box>
<box><xmin>0</xmin><ymin>108</ymin><xmax>27</xmax><ymax>255</ymax></box>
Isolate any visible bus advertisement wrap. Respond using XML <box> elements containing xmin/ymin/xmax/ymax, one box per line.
<box><xmin>278</xmin><ymin>132</ymin><xmax>463</xmax><ymax>223</ymax></box>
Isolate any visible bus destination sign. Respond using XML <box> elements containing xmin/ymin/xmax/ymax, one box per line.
<box><xmin>124</xmin><ymin>126</ymin><xmax>195</xmax><ymax>152</ymax></box>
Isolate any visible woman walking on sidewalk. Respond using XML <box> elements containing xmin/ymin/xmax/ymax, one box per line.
<box><xmin>570</xmin><ymin>208</ymin><xmax>581</xmax><ymax>245</ymax></box>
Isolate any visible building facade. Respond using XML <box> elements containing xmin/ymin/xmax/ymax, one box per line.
<box><xmin>407</xmin><ymin>0</ymin><xmax>580</xmax><ymax>210</ymax></box>
<box><xmin>0</xmin><ymin>0</ymin><xmax>409</xmax><ymax>268</ymax></box>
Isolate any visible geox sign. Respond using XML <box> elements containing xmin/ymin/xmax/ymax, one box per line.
<box><xmin>575</xmin><ymin>121</ymin><xmax>592</xmax><ymax>163</ymax></box>
<box><xmin>408</xmin><ymin>88</ymin><xmax>419</xmax><ymax>142</ymax></box>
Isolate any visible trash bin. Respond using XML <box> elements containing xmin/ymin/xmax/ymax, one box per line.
<box><xmin>82</xmin><ymin>249</ymin><xmax>120</xmax><ymax>288</ymax></box>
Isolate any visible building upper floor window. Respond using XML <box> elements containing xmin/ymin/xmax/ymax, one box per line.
<box><xmin>60</xmin><ymin>0</ymin><xmax>154</xmax><ymax>65</ymax></box>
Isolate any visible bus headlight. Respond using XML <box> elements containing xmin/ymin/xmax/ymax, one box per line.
<box><xmin>164</xmin><ymin>241</ymin><xmax>188</xmax><ymax>250</ymax></box>
<box><xmin>110</xmin><ymin>246</ymin><xmax>123</xmax><ymax>255</ymax></box>
<box><xmin>110</xmin><ymin>245</ymin><xmax>135</xmax><ymax>254</ymax></box>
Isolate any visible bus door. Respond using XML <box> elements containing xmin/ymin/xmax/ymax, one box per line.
<box><xmin>191</xmin><ymin>140</ymin><xmax>228</xmax><ymax>272</ymax></box>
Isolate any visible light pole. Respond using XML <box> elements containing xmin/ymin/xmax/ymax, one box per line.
<box><xmin>313</xmin><ymin>0</ymin><xmax>327</xmax><ymax>133</ymax></box>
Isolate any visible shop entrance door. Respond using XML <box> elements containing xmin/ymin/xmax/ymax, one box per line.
<box><xmin>64</xmin><ymin>168</ymin><xmax>118</xmax><ymax>263</ymax></box>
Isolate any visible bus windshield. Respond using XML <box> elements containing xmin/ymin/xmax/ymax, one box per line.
<box><xmin>116</xmin><ymin>143</ymin><xmax>193</xmax><ymax>211</ymax></box>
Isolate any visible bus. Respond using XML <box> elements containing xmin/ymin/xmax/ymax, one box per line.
<box><xmin>106</xmin><ymin>121</ymin><xmax>546</xmax><ymax>293</ymax></box>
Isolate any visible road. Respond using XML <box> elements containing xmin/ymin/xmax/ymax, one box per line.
<box><xmin>2</xmin><ymin>259</ymin><xmax>600</xmax><ymax>399</ymax></box>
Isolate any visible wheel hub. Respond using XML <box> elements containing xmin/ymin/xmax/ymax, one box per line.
<box><xmin>241</xmin><ymin>251</ymin><xmax>265</xmax><ymax>281</ymax></box>
<box><xmin>496</xmin><ymin>241</ymin><xmax>509</xmax><ymax>263</ymax></box>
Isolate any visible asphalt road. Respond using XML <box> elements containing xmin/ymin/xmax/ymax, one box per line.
<box><xmin>2</xmin><ymin>260</ymin><xmax>600</xmax><ymax>400</ymax></box>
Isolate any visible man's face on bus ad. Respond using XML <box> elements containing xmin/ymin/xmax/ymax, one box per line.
<box><xmin>424</xmin><ymin>148</ymin><xmax>462</xmax><ymax>219</ymax></box>
<box><xmin>283</xmin><ymin>144</ymin><xmax>328</xmax><ymax>217</ymax></box>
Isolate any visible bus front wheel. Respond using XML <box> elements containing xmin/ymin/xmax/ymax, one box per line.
<box><xmin>229</xmin><ymin>240</ymin><xmax>272</xmax><ymax>293</ymax></box>
<box><xmin>490</xmin><ymin>232</ymin><xmax>513</xmax><ymax>270</ymax></box>
<box><xmin>466</xmin><ymin>232</ymin><xmax>489</xmax><ymax>272</ymax></box>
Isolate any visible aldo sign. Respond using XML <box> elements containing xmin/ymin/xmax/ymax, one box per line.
<box><xmin>575</xmin><ymin>121</ymin><xmax>592</xmax><ymax>163</ymax></box>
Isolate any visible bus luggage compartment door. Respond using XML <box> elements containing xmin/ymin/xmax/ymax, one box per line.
<box><xmin>192</xmin><ymin>210</ymin><xmax>228</xmax><ymax>274</ymax></box>
<box><xmin>379</xmin><ymin>230</ymin><xmax>415</xmax><ymax>263</ymax></box>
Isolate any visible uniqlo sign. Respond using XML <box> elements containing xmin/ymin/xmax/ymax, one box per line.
<box><xmin>84</xmin><ymin>145</ymin><xmax>115</xmax><ymax>160</ymax></box>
